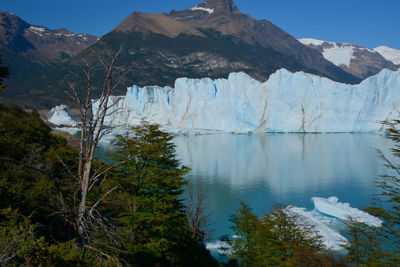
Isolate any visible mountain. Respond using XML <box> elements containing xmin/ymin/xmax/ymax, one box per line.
<box><xmin>0</xmin><ymin>10</ymin><xmax>97</xmax><ymax>89</ymax></box>
<box><xmin>374</xmin><ymin>46</ymin><xmax>400</xmax><ymax>65</ymax></box>
<box><xmin>2</xmin><ymin>0</ymin><xmax>360</xmax><ymax>108</ymax></box>
<box><xmin>298</xmin><ymin>38</ymin><xmax>398</xmax><ymax>79</ymax></box>
<box><xmin>90</xmin><ymin>68</ymin><xmax>400</xmax><ymax>134</ymax></box>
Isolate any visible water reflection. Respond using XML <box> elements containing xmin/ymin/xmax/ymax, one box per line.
<box><xmin>174</xmin><ymin>134</ymin><xmax>393</xmax><ymax>239</ymax></box>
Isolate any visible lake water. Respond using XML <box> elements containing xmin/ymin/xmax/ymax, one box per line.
<box><xmin>173</xmin><ymin>133</ymin><xmax>394</xmax><ymax>244</ymax></box>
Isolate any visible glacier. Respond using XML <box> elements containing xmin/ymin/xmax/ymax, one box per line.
<box><xmin>94</xmin><ymin>68</ymin><xmax>400</xmax><ymax>134</ymax></box>
<box><xmin>47</xmin><ymin>105</ymin><xmax>78</xmax><ymax>127</ymax></box>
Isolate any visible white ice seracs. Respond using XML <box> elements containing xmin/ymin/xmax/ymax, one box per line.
<box><xmin>98</xmin><ymin>68</ymin><xmax>400</xmax><ymax>133</ymax></box>
<box><xmin>312</xmin><ymin>197</ymin><xmax>383</xmax><ymax>227</ymax></box>
<box><xmin>284</xmin><ymin>206</ymin><xmax>349</xmax><ymax>251</ymax></box>
<box><xmin>47</xmin><ymin>105</ymin><xmax>77</xmax><ymax>127</ymax></box>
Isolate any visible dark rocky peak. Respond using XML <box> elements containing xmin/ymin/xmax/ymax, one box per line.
<box><xmin>54</xmin><ymin>28</ymin><xmax>72</xmax><ymax>34</ymax></box>
<box><xmin>200</xmin><ymin>0</ymin><xmax>240</xmax><ymax>14</ymax></box>
<box><xmin>0</xmin><ymin>10</ymin><xmax>31</xmax><ymax>34</ymax></box>
<box><xmin>169</xmin><ymin>0</ymin><xmax>240</xmax><ymax>20</ymax></box>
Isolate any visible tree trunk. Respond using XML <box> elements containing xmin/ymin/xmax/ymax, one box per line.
<box><xmin>77</xmin><ymin>158</ymin><xmax>92</xmax><ymax>238</ymax></box>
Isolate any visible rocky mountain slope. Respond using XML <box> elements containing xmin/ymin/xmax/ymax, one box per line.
<box><xmin>299</xmin><ymin>38</ymin><xmax>398</xmax><ymax>79</ymax></box>
<box><xmin>0</xmin><ymin>10</ymin><xmax>97</xmax><ymax>89</ymax></box>
<box><xmin>2</xmin><ymin>0</ymin><xmax>360</xmax><ymax>108</ymax></box>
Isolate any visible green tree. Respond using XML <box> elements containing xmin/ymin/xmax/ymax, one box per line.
<box><xmin>0</xmin><ymin>208</ymin><xmax>111</xmax><ymax>266</ymax></box>
<box><xmin>344</xmin><ymin>119</ymin><xmax>400</xmax><ymax>266</ymax></box>
<box><xmin>228</xmin><ymin>202</ymin><xmax>341</xmax><ymax>267</ymax></box>
<box><xmin>361</xmin><ymin>119</ymin><xmax>400</xmax><ymax>265</ymax></box>
<box><xmin>0</xmin><ymin>104</ymin><xmax>118</xmax><ymax>265</ymax></box>
<box><xmin>344</xmin><ymin>218</ymin><xmax>386</xmax><ymax>267</ymax></box>
<box><xmin>0</xmin><ymin>104</ymin><xmax>76</xmax><ymax>225</ymax></box>
<box><xmin>111</xmin><ymin>122</ymin><xmax>216</xmax><ymax>266</ymax></box>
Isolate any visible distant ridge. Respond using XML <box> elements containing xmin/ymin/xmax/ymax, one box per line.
<box><xmin>299</xmin><ymin>38</ymin><xmax>398</xmax><ymax>79</ymax></box>
<box><xmin>0</xmin><ymin>10</ymin><xmax>98</xmax><ymax>93</ymax></box>
<box><xmin>374</xmin><ymin>46</ymin><xmax>400</xmax><ymax>65</ymax></box>
<box><xmin>1</xmin><ymin>0</ymin><xmax>364</xmax><ymax>108</ymax></box>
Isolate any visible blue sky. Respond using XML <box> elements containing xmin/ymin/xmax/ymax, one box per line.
<box><xmin>2</xmin><ymin>0</ymin><xmax>399</xmax><ymax>49</ymax></box>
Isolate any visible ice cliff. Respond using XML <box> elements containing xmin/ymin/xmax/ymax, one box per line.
<box><xmin>47</xmin><ymin>105</ymin><xmax>77</xmax><ymax>127</ymax></box>
<box><xmin>97</xmin><ymin>68</ymin><xmax>400</xmax><ymax>133</ymax></box>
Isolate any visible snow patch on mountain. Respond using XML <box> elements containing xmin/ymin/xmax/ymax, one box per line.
<box><xmin>299</xmin><ymin>38</ymin><xmax>357</xmax><ymax>67</ymax></box>
<box><xmin>190</xmin><ymin>5</ymin><xmax>214</xmax><ymax>14</ymax></box>
<box><xmin>28</xmin><ymin>26</ymin><xmax>47</xmax><ymax>36</ymax></box>
<box><xmin>95</xmin><ymin>68</ymin><xmax>400</xmax><ymax>133</ymax></box>
<box><xmin>29</xmin><ymin>26</ymin><xmax>46</xmax><ymax>33</ymax></box>
<box><xmin>298</xmin><ymin>38</ymin><xmax>326</xmax><ymax>46</ymax></box>
<box><xmin>375</xmin><ymin>46</ymin><xmax>400</xmax><ymax>65</ymax></box>
<box><xmin>322</xmin><ymin>46</ymin><xmax>354</xmax><ymax>67</ymax></box>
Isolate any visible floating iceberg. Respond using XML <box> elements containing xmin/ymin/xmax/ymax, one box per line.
<box><xmin>284</xmin><ymin>206</ymin><xmax>349</xmax><ymax>251</ymax></box>
<box><xmin>205</xmin><ymin>197</ymin><xmax>380</xmax><ymax>254</ymax></box>
<box><xmin>312</xmin><ymin>197</ymin><xmax>383</xmax><ymax>227</ymax></box>
<box><xmin>95</xmin><ymin>68</ymin><xmax>400</xmax><ymax>133</ymax></box>
<box><xmin>205</xmin><ymin>206</ymin><xmax>349</xmax><ymax>253</ymax></box>
<box><xmin>47</xmin><ymin>105</ymin><xmax>78</xmax><ymax>127</ymax></box>
<box><xmin>205</xmin><ymin>240</ymin><xmax>232</xmax><ymax>255</ymax></box>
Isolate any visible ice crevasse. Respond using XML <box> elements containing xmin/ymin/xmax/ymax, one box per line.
<box><xmin>96</xmin><ymin>68</ymin><xmax>400</xmax><ymax>133</ymax></box>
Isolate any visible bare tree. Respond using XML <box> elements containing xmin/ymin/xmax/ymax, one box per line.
<box><xmin>64</xmin><ymin>48</ymin><xmax>126</xmax><ymax>247</ymax></box>
<box><xmin>186</xmin><ymin>182</ymin><xmax>212</xmax><ymax>242</ymax></box>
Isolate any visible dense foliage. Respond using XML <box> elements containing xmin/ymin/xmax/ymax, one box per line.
<box><xmin>0</xmin><ymin>105</ymin><xmax>216</xmax><ymax>266</ymax></box>
<box><xmin>0</xmin><ymin>56</ymin><xmax>8</xmax><ymax>90</ymax></box>
<box><xmin>343</xmin><ymin>119</ymin><xmax>400</xmax><ymax>266</ymax></box>
<box><xmin>0</xmin><ymin>103</ymin><xmax>104</xmax><ymax>265</ymax></box>
<box><xmin>108</xmin><ymin>122</ymin><xmax>216</xmax><ymax>266</ymax></box>
<box><xmin>226</xmin><ymin>203</ymin><xmax>343</xmax><ymax>267</ymax></box>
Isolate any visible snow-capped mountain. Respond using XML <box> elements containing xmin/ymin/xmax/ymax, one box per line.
<box><xmin>299</xmin><ymin>38</ymin><xmax>398</xmax><ymax>79</ymax></box>
<box><xmin>374</xmin><ymin>46</ymin><xmax>400</xmax><ymax>65</ymax></box>
<box><xmin>0</xmin><ymin>10</ymin><xmax>98</xmax><ymax>94</ymax></box>
<box><xmin>11</xmin><ymin>0</ymin><xmax>361</xmax><ymax>108</ymax></box>
<box><xmin>0</xmin><ymin>11</ymin><xmax>98</xmax><ymax>64</ymax></box>
<box><xmin>91</xmin><ymin>68</ymin><xmax>400</xmax><ymax>133</ymax></box>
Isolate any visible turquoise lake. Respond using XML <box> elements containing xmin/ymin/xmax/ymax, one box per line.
<box><xmin>173</xmin><ymin>133</ymin><xmax>395</xmax><ymax>244</ymax></box>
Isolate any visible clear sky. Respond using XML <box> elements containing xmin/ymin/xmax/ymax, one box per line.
<box><xmin>2</xmin><ymin>0</ymin><xmax>399</xmax><ymax>49</ymax></box>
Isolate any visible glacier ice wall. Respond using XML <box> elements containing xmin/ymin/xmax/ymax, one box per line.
<box><xmin>98</xmin><ymin>68</ymin><xmax>400</xmax><ymax>133</ymax></box>
<box><xmin>47</xmin><ymin>105</ymin><xmax>78</xmax><ymax>127</ymax></box>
